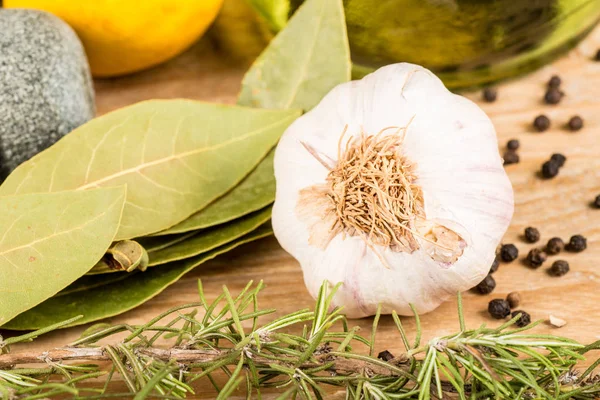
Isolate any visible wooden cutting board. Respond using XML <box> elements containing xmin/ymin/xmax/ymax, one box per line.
<box><xmin>9</xmin><ymin>25</ymin><xmax>600</xmax><ymax>398</ymax></box>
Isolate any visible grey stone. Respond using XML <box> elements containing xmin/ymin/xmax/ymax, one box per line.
<box><xmin>0</xmin><ymin>9</ymin><xmax>94</xmax><ymax>181</ymax></box>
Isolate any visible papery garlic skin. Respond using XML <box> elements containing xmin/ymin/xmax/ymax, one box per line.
<box><xmin>272</xmin><ymin>63</ymin><xmax>514</xmax><ymax>318</ymax></box>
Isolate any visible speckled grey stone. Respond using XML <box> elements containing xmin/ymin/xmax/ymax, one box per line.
<box><xmin>0</xmin><ymin>9</ymin><xmax>94</xmax><ymax>181</ymax></box>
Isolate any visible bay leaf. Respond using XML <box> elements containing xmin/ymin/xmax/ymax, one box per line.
<box><xmin>148</xmin><ymin>207</ymin><xmax>272</xmax><ymax>267</ymax></box>
<box><xmin>0</xmin><ymin>100</ymin><xmax>300</xmax><ymax>240</ymax></box>
<box><xmin>238</xmin><ymin>0</ymin><xmax>351</xmax><ymax>112</ymax></box>
<box><xmin>3</xmin><ymin>225</ymin><xmax>274</xmax><ymax>330</ymax></box>
<box><xmin>59</xmin><ymin>273</ymin><xmax>132</xmax><ymax>297</ymax></box>
<box><xmin>0</xmin><ymin>187</ymin><xmax>125</xmax><ymax>326</ymax></box>
<box><xmin>137</xmin><ymin>231</ymin><xmax>198</xmax><ymax>253</ymax></box>
<box><xmin>155</xmin><ymin>151</ymin><xmax>276</xmax><ymax>235</ymax></box>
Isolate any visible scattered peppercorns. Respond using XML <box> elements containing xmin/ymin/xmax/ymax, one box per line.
<box><xmin>503</xmin><ymin>151</ymin><xmax>520</xmax><ymax>165</ymax></box>
<box><xmin>549</xmin><ymin>260</ymin><xmax>570</xmax><ymax>277</ymax></box>
<box><xmin>548</xmin><ymin>75</ymin><xmax>561</xmax><ymax>88</ymax></box>
<box><xmin>594</xmin><ymin>195</ymin><xmax>600</xmax><ymax>209</ymax></box>
<box><xmin>475</xmin><ymin>274</ymin><xmax>496</xmax><ymax>294</ymax></box>
<box><xmin>567</xmin><ymin>115</ymin><xmax>584</xmax><ymax>131</ymax></box>
<box><xmin>483</xmin><ymin>87</ymin><xmax>497</xmax><ymax>102</ymax></box>
<box><xmin>500</xmin><ymin>244</ymin><xmax>519</xmax><ymax>262</ymax></box>
<box><xmin>550</xmin><ymin>153</ymin><xmax>566</xmax><ymax>167</ymax></box>
<box><xmin>541</xmin><ymin>160</ymin><xmax>560</xmax><ymax>179</ymax></box>
<box><xmin>507</xmin><ymin>292</ymin><xmax>521</xmax><ymax>308</ymax></box>
<box><xmin>533</xmin><ymin>114</ymin><xmax>551</xmax><ymax>132</ymax></box>
<box><xmin>526</xmin><ymin>248</ymin><xmax>547</xmax><ymax>268</ymax></box>
<box><xmin>511</xmin><ymin>310</ymin><xmax>531</xmax><ymax>327</ymax></box>
<box><xmin>546</xmin><ymin>237</ymin><xmax>564</xmax><ymax>255</ymax></box>
<box><xmin>544</xmin><ymin>88</ymin><xmax>563</xmax><ymax>105</ymax></box>
<box><xmin>377</xmin><ymin>350</ymin><xmax>394</xmax><ymax>362</ymax></box>
<box><xmin>507</xmin><ymin>139</ymin><xmax>520</xmax><ymax>151</ymax></box>
<box><xmin>524</xmin><ymin>227</ymin><xmax>540</xmax><ymax>243</ymax></box>
<box><xmin>488</xmin><ymin>299</ymin><xmax>511</xmax><ymax>319</ymax></box>
<box><xmin>490</xmin><ymin>257</ymin><xmax>500</xmax><ymax>274</ymax></box>
<box><xmin>566</xmin><ymin>234</ymin><xmax>587</xmax><ymax>252</ymax></box>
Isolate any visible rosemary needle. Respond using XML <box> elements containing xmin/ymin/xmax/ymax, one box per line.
<box><xmin>0</xmin><ymin>280</ymin><xmax>599</xmax><ymax>399</ymax></box>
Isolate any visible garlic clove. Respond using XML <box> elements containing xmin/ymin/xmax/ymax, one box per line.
<box><xmin>549</xmin><ymin>315</ymin><xmax>567</xmax><ymax>328</ymax></box>
<box><xmin>273</xmin><ymin>63</ymin><xmax>514</xmax><ymax>318</ymax></box>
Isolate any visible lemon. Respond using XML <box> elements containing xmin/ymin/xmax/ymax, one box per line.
<box><xmin>5</xmin><ymin>0</ymin><xmax>224</xmax><ymax>77</ymax></box>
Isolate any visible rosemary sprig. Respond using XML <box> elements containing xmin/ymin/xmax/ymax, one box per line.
<box><xmin>0</xmin><ymin>282</ymin><xmax>599</xmax><ymax>399</ymax></box>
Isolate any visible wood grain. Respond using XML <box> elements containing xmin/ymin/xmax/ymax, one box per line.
<box><xmin>6</xmin><ymin>26</ymin><xmax>600</xmax><ymax>398</ymax></box>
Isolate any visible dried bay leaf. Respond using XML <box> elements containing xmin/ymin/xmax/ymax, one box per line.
<box><xmin>0</xmin><ymin>187</ymin><xmax>125</xmax><ymax>326</ymax></box>
<box><xmin>156</xmin><ymin>151</ymin><xmax>276</xmax><ymax>235</ymax></box>
<box><xmin>238</xmin><ymin>0</ymin><xmax>351</xmax><ymax>111</ymax></box>
<box><xmin>4</xmin><ymin>225</ymin><xmax>274</xmax><ymax>330</ymax></box>
<box><xmin>59</xmin><ymin>273</ymin><xmax>132</xmax><ymax>297</ymax></box>
<box><xmin>137</xmin><ymin>231</ymin><xmax>198</xmax><ymax>253</ymax></box>
<box><xmin>148</xmin><ymin>207</ymin><xmax>272</xmax><ymax>267</ymax></box>
<box><xmin>0</xmin><ymin>100</ymin><xmax>300</xmax><ymax>240</ymax></box>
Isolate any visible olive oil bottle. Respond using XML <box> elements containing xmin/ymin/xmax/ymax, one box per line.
<box><xmin>215</xmin><ymin>0</ymin><xmax>600</xmax><ymax>89</ymax></box>
<box><xmin>345</xmin><ymin>0</ymin><xmax>600</xmax><ymax>88</ymax></box>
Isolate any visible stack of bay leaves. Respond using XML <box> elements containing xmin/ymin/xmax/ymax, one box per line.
<box><xmin>0</xmin><ymin>0</ymin><xmax>350</xmax><ymax>330</ymax></box>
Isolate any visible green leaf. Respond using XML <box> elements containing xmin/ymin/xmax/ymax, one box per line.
<box><xmin>0</xmin><ymin>187</ymin><xmax>125</xmax><ymax>326</ymax></box>
<box><xmin>247</xmin><ymin>0</ymin><xmax>291</xmax><ymax>31</ymax></box>
<box><xmin>3</xmin><ymin>225</ymin><xmax>273</xmax><ymax>330</ymax></box>
<box><xmin>238</xmin><ymin>0</ymin><xmax>351</xmax><ymax>112</ymax></box>
<box><xmin>155</xmin><ymin>151</ymin><xmax>276</xmax><ymax>236</ymax></box>
<box><xmin>58</xmin><ymin>273</ymin><xmax>132</xmax><ymax>297</ymax></box>
<box><xmin>0</xmin><ymin>100</ymin><xmax>300</xmax><ymax>240</ymax></box>
<box><xmin>137</xmin><ymin>231</ymin><xmax>198</xmax><ymax>252</ymax></box>
<box><xmin>148</xmin><ymin>207</ymin><xmax>272</xmax><ymax>267</ymax></box>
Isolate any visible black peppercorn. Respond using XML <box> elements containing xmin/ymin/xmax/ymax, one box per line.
<box><xmin>500</xmin><ymin>244</ymin><xmax>518</xmax><ymax>262</ymax></box>
<box><xmin>488</xmin><ymin>299</ymin><xmax>511</xmax><ymax>319</ymax></box>
<box><xmin>544</xmin><ymin>88</ymin><xmax>563</xmax><ymax>105</ymax></box>
<box><xmin>546</xmin><ymin>237</ymin><xmax>564</xmax><ymax>255</ymax></box>
<box><xmin>506</xmin><ymin>292</ymin><xmax>521</xmax><ymax>308</ymax></box>
<box><xmin>549</xmin><ymin>260</ymin><xmax>570</xmax><ymax>277</ymax></box>
<box><xmin>526</xmin><ymin>248</ymin><xmax>547</xmax><ymax>268</ymax></box>
<box><xmin>541</xmin><ymin>160</ymin><xmax>560</xmax><ymax>179</ymax></box>
<box><xmin>490</xmin><ymin>257</ymin><xmax>500</xmax><ymax>274</ymax></box>
<box><xmin>550</xmin><ymin>153</ymin><xmax>566</xmax><ymax>167</ymax></box>
<box><xmin>595</xmin><ymin>49</ymin><xmax>600</xmax><ymax>61</ymax></box>
<box><xmin>524</xmin><ymin>227</ymin><xmax>540</xmax><ymax>243</ymax></box>
<box><xmin>377</xmin><ymin>350</ymin><xmax>394</xmax><ymax>362</ymax></box>
<box><xmin>566</xmin><ymin>235</ymin><xmax>587</xmax><ymax>252</ymax></box>
<box><xmin>475</xmin><ymin>274</ymin><xmax>496</xmax><ymax>295</ymax></box>
<box><xmin>506</xmin><ymin>139</ymin><xmax>520</xmax><ymax>151</ymax></box>
<box><xmin>533</xmin><ymin>115</ymin><xmax>550</xmax><ymax>132</ymax></box>
<box><xmin>567</xmin><ymin>116</ymin><xmax>584</xmax><ymax>131</ymax></box>
<box><xmin>594</xmin><ymin>195</ymin><xmax>600</xmax><ymax>209</ymax></box>
<box><xmin>548</xmin><ymin>75</ymin><xmax>561</xmax><ymax>88</ymax></box>
<box><xmin>483</xmin><ymin>87</ymin><xmax>497</xmax><ymax>102</ymax></box>
<box><xmin>511</xmin><ymin>311</ymin><xmax>531</xmax><ymax>327</ymax></box>
<box><xmin>503</xmin><ymin>151</ymin><xmax>519</xmax><ymax>165</ymax></box>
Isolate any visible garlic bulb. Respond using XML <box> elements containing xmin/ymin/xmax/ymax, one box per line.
<box><xmin>272</xmin><ymin>63</ymin><xmax>514</xmax><ymax>318</ymax></box>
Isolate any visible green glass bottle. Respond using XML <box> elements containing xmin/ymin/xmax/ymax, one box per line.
<box><xmin>218</xmin><ymin>0</ymin><xmax>600</xmax><ymax>89</ymax></box>
<box><xmin>344</xmin><ymin>0</ymin><xmax>600</xmax><ymax>88</ymax></box>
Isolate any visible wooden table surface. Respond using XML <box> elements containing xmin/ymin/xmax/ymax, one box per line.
<box><xmin>11</xmin><ymin>24</ymin><xmax>600</xmax><ymax>398</ymax></box>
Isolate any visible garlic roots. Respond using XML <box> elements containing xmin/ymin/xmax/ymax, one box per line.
<box><xmin>272</xmin><ymin>63</ymin><xmax>514</xmax><ymax>318</ymax></box>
